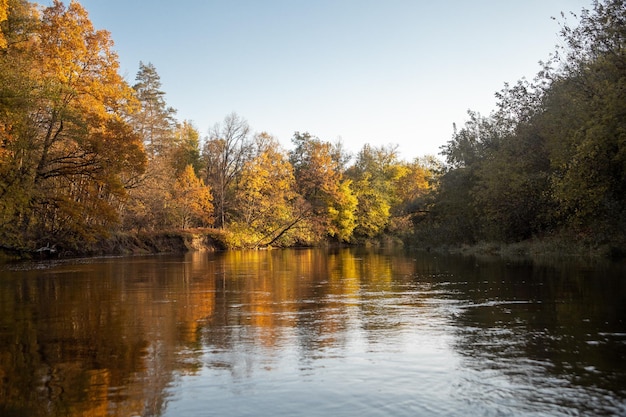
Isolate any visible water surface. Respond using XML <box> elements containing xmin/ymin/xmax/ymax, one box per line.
<box><xmin>1</xmin><ymin>248</ymin><xmax>625</xmax><ymax>416</ymax></box>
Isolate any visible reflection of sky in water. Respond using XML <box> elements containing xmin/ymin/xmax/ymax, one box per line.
<box><xmin>163</xmin><ymin>254</ymin><xmax>467</xmax><ymax>416</ymax></box>
<box><xmin>168</xmin><ymin>309</ymin><xmax>461</xmax><ymax>417</ymax></box>
<box><xmin>163</xmin><ymin>250</ymin><xmax>626</xmax><ymax>416</ymax></box>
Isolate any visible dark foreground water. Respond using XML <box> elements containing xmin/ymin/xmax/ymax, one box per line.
<box><xmin>0</xmin><ymin>248</ymin><xmax>625</xmax><ymax>416</ymax></box>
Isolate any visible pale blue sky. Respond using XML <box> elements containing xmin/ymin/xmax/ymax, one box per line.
<box><xmin>57</xmin><ymin>0</ymin><xmax>590</xmax><ymax>160</ymax></box>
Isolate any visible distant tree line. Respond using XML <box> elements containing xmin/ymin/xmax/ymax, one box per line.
<box><xmin>413</xmin><ymin>0</ymin><xmax>626</xmax><ymax>250</ymax></box>
<box><xmin>1</xmin><ymin>0</ymin><xmax>623</xmax><ymax>255</ymax></box>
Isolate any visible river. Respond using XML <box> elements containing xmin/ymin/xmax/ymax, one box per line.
<box><xmin>0</xmin><ymin>248</ymin><xmax>625</xmax><ymax>416</ymax></box>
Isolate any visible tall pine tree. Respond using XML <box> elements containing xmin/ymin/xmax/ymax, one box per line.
<box><xmin>132</xmin><ymin>61</ymin><xmax>177</xmax><ymax>156</ymax></box>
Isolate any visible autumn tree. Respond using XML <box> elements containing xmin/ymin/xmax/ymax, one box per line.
<box><xmin>228</xmin><ymin>133</ymin><xmax>301</xmax><ymax>247</ymax></box>
<box><xmin>0</xmin><ymin>0</ymin><xmax>7</xmax><ymax>48</ymax></box>
<box><xmin>289</xmin><ymin>132</ymin><xmax>356</xmax><ymax>242</ymax></box>
<box><xmin>0</xmin><ymin>0</ymin><xmax>145</xmax><ymax>250</ymax></box>
<box><xmin>327</xmin><ymin>178</ymin><xmax>358</xmax><ymax>242</ymax></box>
<box><xmin>170</xmin><ymin>120</ymin><xmax>202</xmax><ymax>176</ymax></box>
<box><xmin>346</xmin><ymin>144</ymin><xmax>407</xmax><ymax>238</ymax></box>
<box><xmin>391</xmin><ymin>158</ymin><xmax>434</xmax><ymax>233</ymax></box>
<box><xmin>121</xmin><ymin>62</ymin><xmax>190</xmax><ymax>231</ymax></box>
<box><xmin>170</xmin><ymin>165</ymin><xmax>213</xmax><ymax>229</ymax></box>
<box><xmin>0</xmin><ymin>0</ymin><xmax>40</xmax><ymax>248</ymax></box>
<box><xmin>201</xmin><ymin>112</ymin><xmax>253</xmax><ymax>228</ymax></box>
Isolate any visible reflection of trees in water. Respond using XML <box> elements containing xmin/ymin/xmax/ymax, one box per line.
<box><xmin>200</xmin><ymin>248</ymin><xmax>436</xmax><ymax>374</ymax></box>
<box><xmin>4</xmin><ymin>249</ymin><xmax>622</xmax><ymax>416</ymax></box>
<box><xmin>0</xmin><ymin>253</ymin><xmax>218</xmax><ymax>417</ymax></box>
<box><xmin>448</xmin><ymin>258</ymin><xmax>626</xmax><ymax>415</ymax></box>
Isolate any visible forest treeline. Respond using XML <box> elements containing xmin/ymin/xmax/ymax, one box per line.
<box><xmin>0</xmin><ymin>0</ymin><xmax>433</xmax><ymax>253</ymax></box>
<box><xmin>0</xmin><ymin>0</ymin><xmax>624</xmax><ymax>256</ymax></box>
<box><xmin>419</xmin><ymin>0</ymin><xmax>626</xmax><ymax>254</ymax></box>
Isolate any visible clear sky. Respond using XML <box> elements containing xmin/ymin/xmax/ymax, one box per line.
<box><xmin>51</xmin><ymin>0</ymin><xmax>590</xmax><ymax>160</ymax></box>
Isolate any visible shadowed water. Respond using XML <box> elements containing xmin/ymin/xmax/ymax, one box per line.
<box><xmin>0</xmin><ymin>248</ymin><xmax>625</xmax><ymax>416</ymax></box>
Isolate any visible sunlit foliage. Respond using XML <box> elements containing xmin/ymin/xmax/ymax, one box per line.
<box><xmin>228</xmin><ymin>133</ymin><xmax>299</xmax><ymax>248</ymax></box>
<box><xmin>171</xmin><ymin>165</ymin><xmax>213</xmax><ymax>229</ymax></box>
<box><xmin>0</xmin><ymin>0</ymin><xmax>439</xmax><ymax>253</ymax></box>
<box><xmin>0</xmin><ymin>0</ymin><xmax>144</xmax><ymax>250</ymax></box>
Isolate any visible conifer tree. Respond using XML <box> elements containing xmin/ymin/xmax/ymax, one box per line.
<box><xmin>132</xmin><ymin>61</ymin><xmax>177</xmax><ymax>156</ymax></box>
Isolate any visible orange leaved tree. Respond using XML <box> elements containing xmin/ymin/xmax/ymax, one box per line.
<box><xmin>0</xmin><ymin>0</ymin><xmax>145</xmax><ymax>251</ymax></box>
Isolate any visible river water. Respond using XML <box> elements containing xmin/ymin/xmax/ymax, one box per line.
<box><xmin>0</xmin><ymin>248</ymin><xmax>625</xmax><ymax>416</ymax></box>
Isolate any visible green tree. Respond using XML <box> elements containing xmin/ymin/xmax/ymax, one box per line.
<box><xmin>541</xmin><ymin>0</ymin><xmax>626</xmax><ymax>237</ymax></box>
<box><xmin>422</xmin><ymin>0</ymin><xmax>626</xmax><ymax>247</ymax></box>
<box><xmin>472</xmin><ymin>123</ymin><xmax>553</xmax><ymax>241</ymax></box>
<box><xmin>132</xmin><ymin>61</ymin><xmax>177</xmax><ymax>156</ymax></box>
<box><xmin>426</xmin><ymin>113</ymin><xmax>502</xmax><ymax>244</ymax></box>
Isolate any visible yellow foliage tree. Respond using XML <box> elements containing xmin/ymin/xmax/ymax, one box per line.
<box><xmin>230</xmin><ymin>133</ymin><xmax>298</xmax><ymax>247</ymax></box>
<box><xmin>390</xmin><ymin>158</ymin><xmax>433</xmax><ymax>233</ymax></box>
<box><xmin>171</xmin><ymin>165</ymin><xmax>214</xmax><ymax>229</ymax></box>
<box><xmin>327</xmin><ymin>179</ymin><xmax>358</xmax><ymax>242</ymax></box>
<box><xmin>0</xmin><ymin>0</ymin><xmax>145</xmax><ymax>250</ymax></box>
<box><xmin>31</xmin><ymin>1</ymin><xmax>143</xmax><ymax>244</ymax></box>
<box><xmin>0</xmin><ymin>0</ymin><xmax>7</xmax><ymax>48</ymax></box>
<box><xmin>289</xmin><ymin>132</ymin><xmax>355</xmax><ymax>241</ymax></box>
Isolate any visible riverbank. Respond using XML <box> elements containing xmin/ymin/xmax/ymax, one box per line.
<box><xmin>0</xmin><ymin>229</ymin><xmax>228</xmax><ymax>261</ymax></box>
<box><xmin>3</xmin><ymin>227</ymin><xmax>625</xmax><ymax>264</ymax></box>
<box><xmin>96</xmin><ymin>229</ymin><xmax>228</xmax><ymax>255</ymax></box>
<box><xmin>418</xmin><ymin>234</ymin><xmax>626</xmax><ymax>264</ymax></box>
